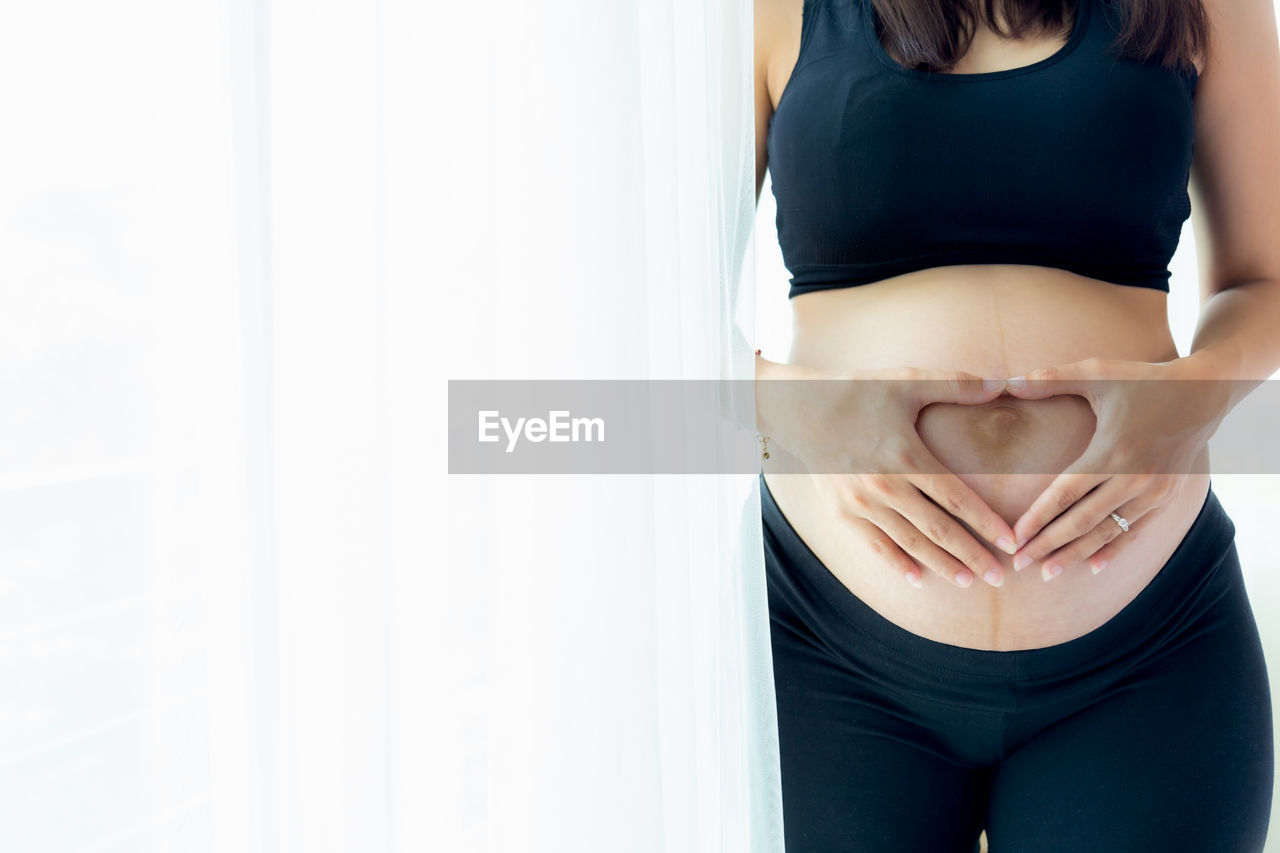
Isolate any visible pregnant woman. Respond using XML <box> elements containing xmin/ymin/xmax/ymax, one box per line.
<box><xmin>752</xmin><ymin>0</ymin><xmax>1280</xmax><ymax>849</ymax></box>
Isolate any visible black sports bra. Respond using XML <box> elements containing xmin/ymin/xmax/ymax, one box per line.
<box><xmin>766</xmin><ymin>0</ymin><xmax>1200</xmax><ymax>299</ymax></box>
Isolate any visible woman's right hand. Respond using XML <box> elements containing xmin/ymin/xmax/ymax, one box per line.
<box><xmin>755</xmin><ymin>358</ymin><xmax>1018</xmax><ymax>589</ymax></box>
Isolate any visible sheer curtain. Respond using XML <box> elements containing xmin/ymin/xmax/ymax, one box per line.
<box><xmin>1</xmin><ymin>0</ymin><xmax>782</xmax><ymax>851</ymax></box>
<box><xmin>422</xmin><ymin>0</ymin><xmax>779</xmax><ymax>850</ymax></box>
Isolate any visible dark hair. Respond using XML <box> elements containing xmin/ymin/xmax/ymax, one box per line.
<box><xmin>871</xmin><ymin>0</ymin><xmax>1208</xmax><ymax>76</ymax></box>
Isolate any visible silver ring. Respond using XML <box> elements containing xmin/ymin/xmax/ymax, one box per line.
<box><xmin>1110</xmin><ymin>511</ymin><xmax>1131</xmax><ymax>533</ymax></box>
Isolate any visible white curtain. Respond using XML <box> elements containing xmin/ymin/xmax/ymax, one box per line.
<box><xmin>1</xmin><ymin>0</ymin><xmax>783</xmax><ymax>851</ymax></box>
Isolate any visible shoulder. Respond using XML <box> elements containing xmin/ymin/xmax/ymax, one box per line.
<box><xmin>1187</xmin><ymin>0</ymin><xmax>1280</xmax><ymax>295</ymax></box>
<box><xmin>755</xmin><ymin>0</ymin><xmax>806</xmax><ymax>107</ymax></box>
<box><xmin>756</xmin><ymin>0</ymin><xmax>806</xmax><ymax>35</ymax></box>
<box><xmin>1196</xmin><ymin>0</ymin><xmax>1276</xmax><ymax>78</ymax></box>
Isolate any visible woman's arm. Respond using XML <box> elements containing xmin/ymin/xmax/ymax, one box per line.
<box><xmin>749</xmin><ymin>0</ymin><xmax>1023</xmax><ymax>587</ymax></box>
<box><xmin>1003</xmin><ymin>0</ymin><xmax>1280</xmax><ymax>569</ymax></box>
<box><xmin>754</xmin><ymin>0</ymin><xmax>802</xmax><ymax>203</ymax></box>
<box><xmin>1179</xmin><ymin>0</ymin><xmax>1280</xmax><ymax>395</ymax></box>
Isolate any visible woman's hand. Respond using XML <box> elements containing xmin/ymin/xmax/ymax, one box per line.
<box><xmin>756</xmin><ymin>360</ymin><xmax>1019</xmax><ymax>589</ymax></box>
<box><xmin>1002</xmin><ymin>357</ymin><xmax>1232</xmax><ymax>580</ymax></box>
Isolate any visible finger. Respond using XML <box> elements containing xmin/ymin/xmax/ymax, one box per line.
<box><xmin>894</xmin><ymin>492</ymin><xmax>1007</xmax><ymax>587</ymax></box>
<box><xmin>868</xmin><ymin>504</ymin><xmax>978</xmax><ymax>589</ymax></box>
<box><xmin>841</xmin><ymin>512</ymin><xmax>927</xmax><ymax>588</ymax></box>
<box><xmin>1038</xmin><ymin>516</ymin><xmax>1123</xmax><ymax>581</ymax></box>
<box><xmin>1085</xmin><ymin>494</ymin><xmax>1155</xmax><ymax>575</ymax></box>
<box><xmin>1014</xmin><ymin>472</ymin><xmax>1164</xmax><ymax>570</ymax></box>
<box><xmin>819</xmin><ymin>483</ymin><xmax>928</xmax><ymax>587</ymax></box>
<box><xmin>1003</xmin><ymin>360</ymin><xmax>1100</xmax><ymax>401</ymax></box>
<box><xmin>1012</xmin><ymin>478</ymin><xmax>1129</xmax><ymax>574</ymax></box>
<box><xmin>908</xmin><ymin>449</ymin><xmax>1019</xmax><ymax>555</ymax></box>
<box><xmin>1011</xmin><ymin>469</ymin><xmax>1108</xmax><ymax>551</ymax></box>
<box><xmin>1039</xmin><ymin>491</ymin><xmax>1152</xmax><ymax>578</ymax></box>
<box><xmin>908</xmin><ymin>369</ymin><xmax>1008</xmax><ymax>406</ymax></box>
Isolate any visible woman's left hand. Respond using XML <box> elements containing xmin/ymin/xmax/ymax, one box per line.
<box><xmin>1001</xmin><ymin>356</ymin><xmax>1230</xmax><ymax>581</ymax></box>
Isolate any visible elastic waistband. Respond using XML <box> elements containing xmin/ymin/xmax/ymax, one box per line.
<box><xmin>761</xmin><ymin>473</ymin><xmax>1237</xmax><ymax>684</ymax></box>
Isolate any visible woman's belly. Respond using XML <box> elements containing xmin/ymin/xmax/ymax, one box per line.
<box><xmin>763</xmin><ymin>263</ymin><xmax>1212</xmax><ymax>651</ymax></box>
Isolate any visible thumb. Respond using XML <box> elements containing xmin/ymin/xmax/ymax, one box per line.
<box><xmin>1004</xmin><ymin>361</ymin><xmax>1096</xmax><ymax>400</ymax></box>
<box><xmin>913</xmin><ymin>369</ymin><xmax>1007</xmax><ymax>405</ymax></box>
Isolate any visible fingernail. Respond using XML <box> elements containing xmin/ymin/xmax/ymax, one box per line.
<box><xmin>1014</xmin><ymin>554</ymin><xmax>1032</xmax><ymax>571</ymax></box>
<box><xmin>983</xmin><ymin>378</ymin><xmax>1004</xmax><ymax>391</ymax></box>
<box><xmin>984</xmin><ymin>569</ymin><xmax>1004</xmax><ymax>587</ymax></box>
<box><xmin>954</xmin><ymin>570</ymin><xmax>973</xmax><ymax>588</ymax></box>
<box><xmin>1091</xmin><ymin>559</ymin><xmax>1107</xmax><ymax>575</ymax></box>
<box><xmin>905</xmin><ymin>572</ymin><xmax>923</xmax><ymax>588</ymax></box>
<box><xmin>996</xmin><ymin>536</ymin><xmax>1016</xmax><ymax>555</ymax></box>
<box><xmin>1043</xmin><ymin>562</ymin><xmax>1063</xmax><ymax>581</ymax></box>
<box><xmin>1007</xmin><ymin>376</ymin><xmax>1026</xmax><ymax>389</ymax></box>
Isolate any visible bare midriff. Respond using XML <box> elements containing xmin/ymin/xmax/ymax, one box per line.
<box><xmin>762</xmin><ymin>263</ymin><xmax>1211</xmax><ymax>651</ymax></box>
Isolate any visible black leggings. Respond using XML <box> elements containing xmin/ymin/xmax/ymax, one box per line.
<box><xmin>762</xmin><ymin>474</ymin><xmax>1274</xmax><ymax>852</ymax></box>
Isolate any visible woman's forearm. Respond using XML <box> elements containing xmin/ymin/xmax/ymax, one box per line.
<box><xmin>753</xmin><ymin>353</ymin><xmax>843</xmax><ymax>441</ymax></box>
<box><xmin>754</xmin><ymin>352</ymin><xmax>796</xmax><ymax>437</ymax></box>
<box><xmin>722</xmin><ymin>351</ymin><xmax>810</xmax><ymax>443</ymax></box>
<box><xmin>1175</xmin><ymin>277</ymin><xmax>1280</xmax><ymax>391</ymax></box>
